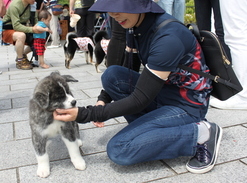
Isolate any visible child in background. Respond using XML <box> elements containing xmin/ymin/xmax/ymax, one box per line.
<box><xmin>33</xmin><ymin>10</ymin><xmax>53</xmax><ymax>69</ymax></box>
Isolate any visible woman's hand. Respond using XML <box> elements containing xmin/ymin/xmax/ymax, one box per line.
<box><xmin>93</xmin><ymin>100</ymin><xmax>105</xmax><ymax>127</ymax></box>
<box><xmin>53</xmin><ymin>108</ymin><xmax>79</xmax><ymax>122</ymax></box>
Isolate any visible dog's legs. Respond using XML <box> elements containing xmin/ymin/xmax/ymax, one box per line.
<box><xmin>36</xmin><ymin>152</ymin><xmax>50</xmax><ymax>178</ymax></box>
<box><xmin>85</xmin><ymin>52</ymin><xmax>89</xmax><ymax>64</ymax></box>
<box><xmin>88</xmin><ymin>44</ymin><xmax>94</xmax><ymax>64</ymax></box>
<box><xmin>61</xmin><ymin>136</ymin><xmax>86</xmax><ymax>170</ymax></box>
<box><xmin>32</xmin><ymin>133</ymin><xmax>51</xmax><ymax>178</ymax></box>
<box><xmin>95</xmin><ymin>63</ymin><xmax>102</xmax><ymax>73</ymax></box>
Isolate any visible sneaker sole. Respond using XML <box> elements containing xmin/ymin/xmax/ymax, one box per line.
<box><xmin>16</xmin><ymin>65</ymin><xmax>33</xmax><ymax>70</ymax></box>
<box><xmin>186</xmin><ymin>125</ymin><xmax>223</xmax><ymax>174</ymax></box>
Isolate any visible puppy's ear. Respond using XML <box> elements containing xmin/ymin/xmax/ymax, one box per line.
<box><xmin>62</xmin><ymin>75</ymin><xmax>78</xmax><ymax>82</ymax></box>
<box><xmin>34</xmin><ymin>92</ymin><xmax>49</xmax><ymax>109</ymax></box>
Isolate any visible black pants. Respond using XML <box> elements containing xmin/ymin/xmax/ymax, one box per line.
<box><xmin>75</xmin><ymin>7</ymin><xmax>95</xmax><ymax>37</ymax></box>
<box><xmin>194</xmin><ymin>0</ymin><xmax>232</xmax><ymax>61</ymax></box>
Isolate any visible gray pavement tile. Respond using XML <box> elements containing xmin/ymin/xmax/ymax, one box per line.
<box><xmin>0</xmin><ymin>85</ymin><xmax>10</xmax><ymax>92</ymax></box>
<box><xmin>163</xmin><ymin>157</ymin><xmax>188</xmax><ymax>174</ymax></box>
<box><xmin>241</xmin><ymin>158</ymin><xmax>247</xmax><ymax>165</ymax></box>
<box><xmin>0</xmin><ymin>169</ymin><xmax>17</xmax><ymax>183</ymax></box>
<box><xmin>10</xmin><ymin>81</ymin><xmax>38</xmax><ymax>91</ymax></box>
<box><xmin>206</xmin><ymin>107</ymin><xmax>247</xmax><ymax>127</ymax></box>
<box><xmin>0</xmin><ymin>73</ymin><xmax>9</xmax><ymax>81</ymax></box>
<box><xmin>0</xmin><ymin>107</ymin><xmax>29</xmax><ymax>123</ymax></box>
<box><xmin>0</xmin><ymin>77</ymin><xmax>37</xmax><ymax>87</ymax></box>
<box><xmin>217</xmin><ymin>125</ymin><xmax>247</xmax><ymax>163</ymax></box>
<box><xmin>0</xmin><ymin>89</ymin><xmax>33</xmax><ymax>100</ymax></box>
<box><xmin>12</xmin><ymin>96</ymin><xmax>30</xmax><ymax>109</ymax></box>
<box><xmin>0</xmin><ymin>137</ymin><xmax>78</xmax><ymax>170</ymax></box>
<box><xmin>0</xmin><ymin>139</ymin><xmax>36</xmax><ymax>170</ymax></box>
<box><xmin>0</xmin><ymin>123</ymin><xmax>13</xmax><ymax>142</ymax></box>
<box><xmin>77</xmin><ymin>98</ymin><xmax>98</xmax><ymax>106</ymax></box>
<box><xmin>77</xmin><ymin>80</ymin><xmax>103</xmax><ymax>90</ymax></box>
<box><xmin>81</xmin><ymin>123</ymin><xmax>127</xmax><ymax>155</ymax></box>
<box><xmin>69</xmin><ymin>89</ymin><xmax>90</xmax><ymax>101</ymax></box>
<box><xmin>15</xmin><ymin>121</ymin><xmax>31</xmax><ymax>140</ymax></box>
<box><xmin>78</xmin><ymin>118</ymin><xmax>121</xmax><ymax>130</ymax></box>
<box><xmin>83</xmin><ymin>88</ymin><xmax>104</xmax><ymax>98</ymax></box>
<box><xmin>0</xmin><ymin>99</ymin><xmax>11</xmax><ymax>110</ymax></box>
<box><xmin>153</xmin><ymin>161</ymin><xmax>247</xmax><ymax>183</ymax></box>
<box><xmin>19</xmin><ymin>153</ymin><xmax>174</xmax><ymax>183</ymax></box>
<box><xmin>114</xmin><ymin>116</ymin><xmax>128</xmax><ymax>123</ymax></box>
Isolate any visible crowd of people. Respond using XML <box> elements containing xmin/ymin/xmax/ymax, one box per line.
<box><xmin>0</xmin><ymin>0</ymin><xmax>246</xmax><ymax>175</ymax></box>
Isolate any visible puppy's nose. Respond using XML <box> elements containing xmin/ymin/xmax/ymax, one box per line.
<box><xmin>71</xmin><ymin>100</ymin><xmax>77</xmax><ymax>107</ymax></box>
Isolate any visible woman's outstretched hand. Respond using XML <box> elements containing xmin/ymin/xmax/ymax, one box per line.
<box><xmin>53</xmin><ymin>108</ymin><xmax>79</xmax><ymax>122</ymax></box>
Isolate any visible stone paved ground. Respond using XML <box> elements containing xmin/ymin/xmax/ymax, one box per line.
<box><xmin>0</xmin><ymin>44</ymin><xmax>246</xmax><ymax>183</ymax></box>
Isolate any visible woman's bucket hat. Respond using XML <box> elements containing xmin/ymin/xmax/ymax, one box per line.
<box><xmin>89</xmin><ymin>0</ymin><xmax>165</xmax><ymax>14</ymax></box>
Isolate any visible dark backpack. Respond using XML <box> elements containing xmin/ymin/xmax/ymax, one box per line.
<box><xmin>156</xmin><ymin>19</ymin><xmax>243</xmax><ymax>101</ymax></box>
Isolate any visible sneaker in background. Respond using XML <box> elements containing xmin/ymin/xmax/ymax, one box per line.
<box><xmin>31</xmin><ymin>60</ymin><xmax>39</xmax><ymax>67</ymax></box>
<box><xmin>47</xmin><ymin>44</ymin><xmax>61</xmax><ymax>49</ymax></box>
<box><xmin>186</xmin><ymin>122</ymin><xmax>223</xmax><ymax>174</ymax></box>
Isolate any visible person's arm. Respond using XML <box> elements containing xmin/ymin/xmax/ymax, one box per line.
<box><xmin>7</xmin><ymin>5</ymin><xmax>34</xmax><ymax>33</ymax></box>
<box><xmin>34</xmin><ymin>25</ymin><xmax>52</xmax><ymax>33</ymax></box>
<box><xmin>0</xmin><ymin>0</ymin><xmax>6</xmax><ymax>16</ymax></box>
<box><xmin>53</xmin><ymin>67</ymin><xmax>170</xmax><ymax>123</ymax></box>
<box><xmin>37</xmin><ymin>2</ymin><xmax>44</xmax><ymax>12</ymax></box>
<box><xmin>69</xmin><ymin>0</ymin><xmax>76</xmax><ymax>14</ymax></box>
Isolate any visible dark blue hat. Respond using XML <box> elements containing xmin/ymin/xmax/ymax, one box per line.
<box><xmin>89</xmin><ymin>0</ymin><xmax>165</xmax><ymax>14</ymax></box>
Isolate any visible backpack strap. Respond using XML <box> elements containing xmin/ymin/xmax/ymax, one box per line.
<box><xmin>155</xmin><ymin>19</ymin><xmax>242</xmax><ymax>91</ymax></box>
<box><xmin>178</xmin><ymin>64</ymin><xmax>242</xmax><ymax>91</ymax></box>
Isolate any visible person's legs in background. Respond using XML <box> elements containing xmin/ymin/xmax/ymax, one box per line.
<box><xmin>86</xmin><ymin>8</ymin><xmax>95</xmax><ymax>37</ymax></box>
<box><xmin>75</xmin><ymin>8</ymin><xmax>86</xmax><ymax>37</ymax></box>
<box><xmin>3</xmin><ymin>31</ymin><xmax>33</xmax><ymax>70</ymax></box>
<box><xmin>194</xmin><ymin>0</ymin><xmax>211</xmax><ymax>30</ymax></box>
<box><xmin>157</xmin><ymin>0</ymin><xmax>173</xmax><ymax>14</ymax></box>
<box><xmin>210</xmin><ymin>0</ymin><xmax>247</xmax><ymax>109</ymax></box>
<box><xmin>47</xmin><ymin>9</ymin><xmax>61</xmax><ymax>48</ymax></box>
<box><xmin>211</xmin><ymin>0</ymin><xmax>231</xmax><ymax>61</ymax></box>
<box><xmin>194</xmin><ymin>0</ymin><xmax>231</xmax><ymax>61</ymax></box>
<box><xmin>75</xmin><ymin>7</ymin><xmax>95</xmax><ymax>37</ymax></box>
<box><xmin>173</xmin><ymin>0</ymin><xmax>185</xmax><ymax>22</ymax></box>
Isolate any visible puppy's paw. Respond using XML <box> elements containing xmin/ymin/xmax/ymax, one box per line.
<box><xmin>72</xmin><ymin>157</ymin><xmax>86</xmax><ymax>170</ymax></box>
<box><xmin>77</xmin><ymin>139</ymin><xmax>83</xmax><ymax>147</ymax></box>
<box><xmin>96</xmin><ymin>69</ymin><xmax>102</xmax><ymax>73</ymax></box>
<box><xmin>37</xmin><ymin>165</ymin><xmax>50</xmax><ymax>178</ymax></box>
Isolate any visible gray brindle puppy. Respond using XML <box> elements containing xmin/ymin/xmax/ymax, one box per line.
<box><xmin>29</xmin><ymin>72</ymin><xmax>86</xmax><ymax>178</ymax></box>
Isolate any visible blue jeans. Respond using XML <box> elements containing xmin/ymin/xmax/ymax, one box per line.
<box><xmin>101</xmin><ymin>66</ymin><xmax>199</xmax><ymax>165</ymax></box>
<box><xmin>157</xmin><ymin>0</ymin><xmax>185</xmax><ymax>22</ymax></box>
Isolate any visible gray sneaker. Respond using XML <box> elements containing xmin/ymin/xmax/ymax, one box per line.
<box><xmin>31</xmin><ymin>60</ymin><xmax>39</xmax><ymax>67</ymax></box>
<box><xmin>186</xmin><ymin>122</ymin><xmax>223</xmax><ymax>174</ymax></box>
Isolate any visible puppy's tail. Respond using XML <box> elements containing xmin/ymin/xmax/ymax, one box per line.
<box><xmin>64</xmin><ymin>32</ymin><xmax>78</xmax><ymax>48</ymax></box>
<box><xmin>94</xmin><ymin>30</ymin><xmax>109</xmax><ymax>44</ymax></box>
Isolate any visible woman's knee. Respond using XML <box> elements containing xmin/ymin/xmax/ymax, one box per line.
<box><xmin>107</xmin><ymin>138</ymin><xmax>133</xmax><ymax>166</ymax></box>
<box><xmin>101</xmin><ymin>65</ymin><xmax>126</xmax><ymax>88</ymax></box>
